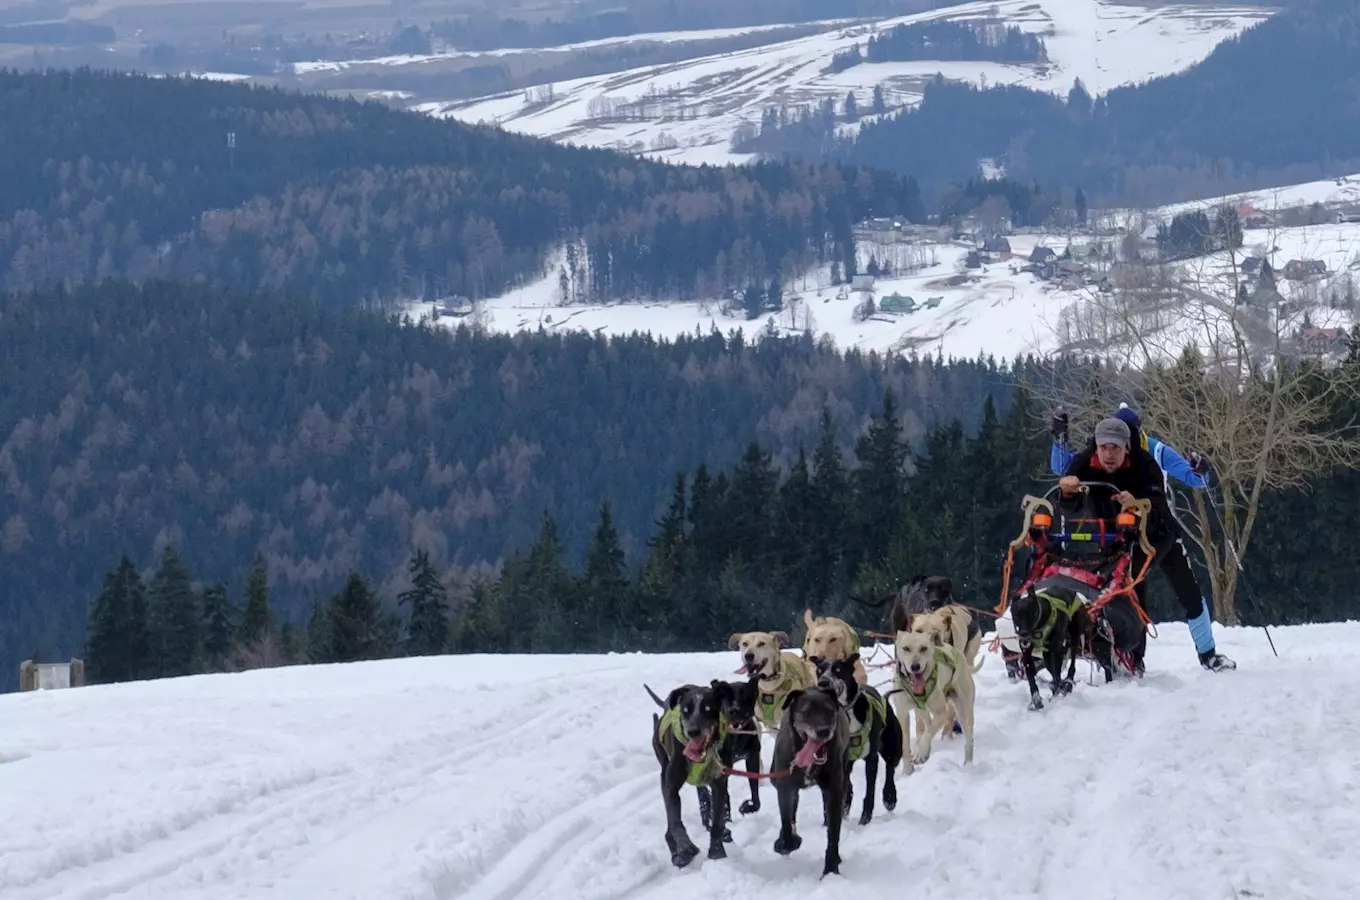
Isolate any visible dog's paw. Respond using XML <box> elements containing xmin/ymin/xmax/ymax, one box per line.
<box><xmin>910</xmin><ymin>746</ymin><xmax>931</xmax><ymax>766</ymax></box>
<box><xmin>858</xmin><ymin>808</ymin><xmax>874</xmax><ymax>827</ymax></box>
<box><xmin>882</xmin><ymin>782</ymin><xmax>897</xmax><ymax>810</ymax></box>
<box><xmin>821</xmin><ymin>854</ymin><xmax>842</xmax><ymax>878</ymax></box>
<box><xmin>708</xmin><ymin>842</ymin><xmax>728</xmax><ymax>860</ymax></box>
<box><xmin>1028</xmin><ymin>692</ymin><xmax>1045</xmax><ymax>711</ymax></box>
<box><xmin>739</xmin><ymin>799</ymin><xmax>760</xmax><ymax>816</ymax></box>
<box><xmin>773</xmin><ymin>833</ymin><xmax>803</xmax><ymax>855</ymax></box>
<box><xmin>671</xmin><ymin>843</ymin><xmax>700</xmax><ymax>868</ymax></box>
<box><xmin>721</xmin><ymin>826</ymin><xmax>733</xmax><ymax>843</ymax></box>
<box><xmin>1055</xmin><ymin>678</ymin><xmax>1074</xmax><ymax>695</ymax></box>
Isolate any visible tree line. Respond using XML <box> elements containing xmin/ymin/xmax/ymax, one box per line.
<box><xmin>0</xmin><ymin>68</ymin><xmax>922</xmax><ymax>307</ymax></box>
<box><xmin>79</xmin><ymin>376</ymin><xmax>1360</xmax><ymax>688</ymax></box>
<box><xmin>827</xmin><ymin>20</ymin><xmax>1046</xmax><ymax>74</ymax></box>
<box><xmin>0</xmin><ymin>277</ymin><xmax>1025</xmax><ymax>690</ymax></box>
<box><xmin>753</xmin><ymin>0</ymin><xmax>1360</xmax><ymax>207</ymax></box>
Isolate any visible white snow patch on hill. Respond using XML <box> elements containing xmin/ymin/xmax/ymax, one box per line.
<box><xmin>428</xmin><ymin>0</ymin><xmax>1271</xmax><ymax>166</ymax></box>
<box><xmin>2</xmin><ymin>621</ymin><xmax>1356</xmax><ymax>899</ymax></box>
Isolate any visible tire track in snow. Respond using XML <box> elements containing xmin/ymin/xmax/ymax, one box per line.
<box><xmin>20</xmin><ymin>672</ymin><xmax>616</xmax><ymax>900</ymax></box>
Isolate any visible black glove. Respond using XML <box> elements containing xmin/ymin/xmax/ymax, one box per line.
<box><xmin>1189</xmin><ymin>451</ymin><xmax>1211</xmax><ymax>477</ymax></box>
<box><xmin>1050</xmin><ymin>409</ymin><xmax>1069</xmax><ymax>441</ymax></box>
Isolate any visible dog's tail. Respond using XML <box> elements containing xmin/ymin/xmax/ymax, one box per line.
<box><xmin>972</xmin><ymin>653</ymin><xmax>986</xmax><ymax>673</ymax></box>
<box><xmin>643</xmin><ymin>683</ymin><xmax>666</xmax><ymax>708</ymax></box>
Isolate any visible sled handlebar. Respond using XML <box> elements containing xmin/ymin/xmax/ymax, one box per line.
<box><xmin>1042</xmin><ymin>479</ymin><xmax>1123</xmax><ymax>501</ymax></box>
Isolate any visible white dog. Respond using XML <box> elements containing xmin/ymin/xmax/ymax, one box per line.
<box><xmin>891</xmin><ymin>629</ymin><xmax>976</xmax><ymax>773</ymax></box>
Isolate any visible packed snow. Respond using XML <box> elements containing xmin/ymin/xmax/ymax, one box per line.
<box><xmin>429</xmin><ymin>0</ymin><xmax>1272</xmax><ymax>166</ymax></box>
<box><xmin>3</xmin><ymin>620</ymin><xmax>1355</xmax><ymax>899</ymax></box>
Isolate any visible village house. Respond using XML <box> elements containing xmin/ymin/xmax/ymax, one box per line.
<box><xmin>1297</xmin><ymin>326</ymin><xmax>1350</xmax><ymax>358</ymax></box>
<box><xmin>1281</xmin><ymin>259</ymin><xmax>1328</xmax><ymax>281</ymax></box>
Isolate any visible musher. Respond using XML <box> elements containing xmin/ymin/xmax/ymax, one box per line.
<box><xmin>1059</xmin><ymin>416</ymin><xmax>1237</xmax><ymax>672</ymax></box>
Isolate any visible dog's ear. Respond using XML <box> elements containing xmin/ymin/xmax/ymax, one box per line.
<box><xmin>937</xmin><ymin>576</ymin><xmax>954</xmax><ymax>597</ymax></box>
<box><xmin>727</xmin><ymin>633</ymin><xmax>745</xmax><ymax>651</ymax></box>
<box><xmin>711</xmin><ymin>680</ymin><xmax>735</xmax><ymax>707</ymax></box>
<box><xmin>931</xmin><ymin>629</ymin><xmax>944</xmax><ymax>646</ymax></box>
<box><xmin>782</xmin><ymin>689</ymin><xmax>803</xmax><ymax>710</ymax></box>
<box><xmin>772</xmin><ymin>630</ymin><xmax>791</xmax><ymax>649</ymax></box>
<box><xmin>665</xmin><ymin>686</ymin><xmax>689</xmax><ymax>709</ymax></box>
<box><xmin>909</xmin><ymin>574</ymin><xmax>925</xmax><ymax>587</ymax></box>
<box><xmin>803</xmin><ymin>608</ymin><xmax>816</xmax><ymax>629</ymax></box>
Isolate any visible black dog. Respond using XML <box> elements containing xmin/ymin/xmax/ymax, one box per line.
<box><xmin>646</xmin><ymin>678</ymin><xmax>762</xmax><ymax>839</ymax></box>
<box><xmin>1087</xmin><ymin>595</ymin><xmax>1148</xmax><ymax>681</ymax></box>
<box><xmin>650</xmin><ymin>681</ymin><xmax>736</xmax><ymax>868</ymax></box>
<box><xmin>889</xmin><ymin>574</ymin><xmax>956</xmax><ymax>634</ymax></box>
<box><xmin>771</xmin><ymin>684</ymin><xmax>849</xmax><ymax>877</ymax></box>
<box><xmin>815</xmin><ymin>657</ymin><xmax>900</xmax><ymax>826</ymax></box>
<box><xmin>1010</xmin><ymin>584</ymin><xmax>1086</xmax><ymax>711</ymax></box>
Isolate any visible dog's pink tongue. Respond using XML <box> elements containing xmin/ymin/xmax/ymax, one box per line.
<box><xmin>793</xmin><ymin>739</ymin><xmax>825</xmax><ymax>769</ymax></box>
<box><xmin>683</xmin><ymin>738</ymin><xmax>708</xmax><ymax>762</ymax></box>
<box><xmin>909</xmin><ymin>672</ymin><xmax>927</xmax><ymax>693</ymax></box>
<box><xmin>734</xmin><ymin>664</ymin><xmax>752</xmax><ymax>675</ymax></box>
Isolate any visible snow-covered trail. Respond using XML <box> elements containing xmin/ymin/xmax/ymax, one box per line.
<box><xmin>2</xmin><ymin>623</ymin><xmax>1357</xmax><ymax>900</ymax></box>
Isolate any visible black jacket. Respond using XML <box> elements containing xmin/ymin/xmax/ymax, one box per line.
<box><xmin>1063</xmin><ymin>440</ymin><xmax>1176</xmax><ymax>544</ymax></box>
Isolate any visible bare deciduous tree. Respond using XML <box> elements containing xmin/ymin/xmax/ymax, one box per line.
<box><xmin>1030</xmin><ymin>204</ymin><xmax>1360</xmax><ymax>623</ymax></box>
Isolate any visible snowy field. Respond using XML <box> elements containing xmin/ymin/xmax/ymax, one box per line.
<box><xmin>427</xmin><ymin>0</ymin><xmax>1271</xmax><ymax>166</ymax></box>
<box><xmin>3</xmin><ymin>620</ymin><xmax>1355</xmax><ymax>899</ymax></box>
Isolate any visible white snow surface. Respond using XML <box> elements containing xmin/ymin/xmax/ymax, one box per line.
<box><xmin>429</xmin><ymin>0</ymin><xmax>1271</xmax><ymax>166</ymax></box>
<box><xmin>3</xmin><ymin>621</ymin><xmax>1356</xmax><ymax>899</ymax></box>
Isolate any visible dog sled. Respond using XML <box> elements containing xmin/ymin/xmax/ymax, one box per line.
<box><xmin>992</xmin><ymin>480</ymin><xmax>1157</xmax><ymax>702</ymax></box>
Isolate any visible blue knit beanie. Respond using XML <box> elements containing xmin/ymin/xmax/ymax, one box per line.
<box><xmin>1114</xmin><ymin>403</ymin><xmax>1142</xmax><ymax>433</ymax></box>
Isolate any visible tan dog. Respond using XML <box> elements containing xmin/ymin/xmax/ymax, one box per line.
<box><xmin>802</xmin><ymin>609</ymin><xmax>867</xmax><ymax>685</ymax></box>
<box><xmin>909</xmin><ymin>605</ymin><xmax>985</xmax><ymax>673</ymax></box>
<box><xmin>728</xmin><ymin>631</ymin><xmax>815</xmax><ymax>729</ymax></box>
<box><xmin>891</xmin><ymin>628</ymin><xmax>976</xmax><ymax>774</ymax></box>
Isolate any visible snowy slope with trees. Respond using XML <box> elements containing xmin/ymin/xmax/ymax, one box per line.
<box><xmin>3</xmin><ymin>622</ymin><xmax>1354</xmax><ymax>899</ymax></box>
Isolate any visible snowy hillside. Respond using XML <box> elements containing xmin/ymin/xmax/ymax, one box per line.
<box><xmin>3</xmin><ymin>621</ymin><xmax>1354</xmax><ymax>899</ymax></box>
<box><xmin>426</xmin><ymin>0</ymin><xmax>1272</xmax><ymax>167</ymax></box>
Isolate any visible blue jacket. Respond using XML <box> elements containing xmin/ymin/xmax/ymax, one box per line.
<box><xmin>1050</xmin><ymin>434</ymin><xmax>1208</xmax><ymax>490</ymax></box>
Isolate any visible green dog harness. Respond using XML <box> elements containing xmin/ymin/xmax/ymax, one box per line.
<box><xmin>845</xmin><ymin>691</ymin><xmax>887</xmax><ymax>762</ymax></box>
<box><xmin>657</xmin><ymin>705</ymin><xmax>728</xmax><ymax>785</ymax></box>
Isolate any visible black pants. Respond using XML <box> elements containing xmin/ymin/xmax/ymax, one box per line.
<box><xmin>1130</xmin><ymin>529</ymin><xmax>1204</xmax><ymax>620</ymax></box>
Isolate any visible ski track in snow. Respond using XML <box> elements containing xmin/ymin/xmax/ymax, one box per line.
<box><xmin>2</xmin><ymin>625</ymin><xmax>1358</xmax><ymax>899</ymax></box>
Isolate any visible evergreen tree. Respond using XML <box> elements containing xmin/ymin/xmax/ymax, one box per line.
<box><xmin>522</xmin><ymin>513</ymin><xmax>577</xmax><ymax>651</ymax></box>
<box><xmin>872</xmin><ymin>84</ymin><xmax>887</xmax><ymax>114</ymax></box>
<box><xmin>810</xmin><ymin>407</ymin><xmax>850</xmax><ymax>601</ymax></box>
<box><xmin>144</xmin><ymin>545</ymin><xmax>201</xmax><ymax>678</ymax></box>
<box><xmin>852</xmin><ymin>388</ymin><xmax>910</xmax><ymax>569</ymax></box>
<box><xmin>322</xmin><ymin>571</ymin><xmax>398</xmax><ymax>663</ymax></box>
<box><xmin>580</xmin><ymin>500</ymin><xmax>629</xmax><ymax>649</ymax></box>
<box><xmin>200</xmin><ymin>581</ymin><xmax>235</xmax><ymax>670</ymax></box>
<box><xmin>279</xmin><ymin>619</ymin><xmax>302</xmax><ymax>664</ymax></box>
<box><xmin>398</xmin><ymin>548</ymin><xmax>450</xmax><ymax>656</ymax></box>
<box><xmin>1075</xmin><ymin>187</ymin><xmax>1088</xmax><ymax>224</ymax></box>
<box><xmin>776</xmin><ymin>448</ymin><xmax>817</xmax><ymax>604</ymax></box>
<box><xmin>305</xmin><ymin>599</ymin><xmax>328</xmax><ymax>662</ymax></box>
<box><xmin>237</xmin><ymin>551</ymin><xmax>274</xmax><ymax>647</ymax></box>
<box><xmin>85</xmin><ymin>556</ymin><xmax>148</xmax><ymax>684</ymax></box>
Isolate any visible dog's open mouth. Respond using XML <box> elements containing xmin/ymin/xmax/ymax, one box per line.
<box><xmin>682</xmin><ymin>733</ymin><xmax>713</xmax><ymax>762</ymax></box>
<box><xmin>907</xmin><ymin>671</ymin><xmax>927</xmax><ymax>694</ymax></box>
<box><xmin>735</xmin><ymin>660</ymin><xmax>769</xmax><ymax>677</ymax></box>
<box><xmin>793</xmin><ymin>738</ymin><xmax>828</xmax><ymax>769</ymax></box>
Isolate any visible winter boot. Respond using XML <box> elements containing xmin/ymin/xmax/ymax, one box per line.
<box><xmin>1199</xmin><ymin>649</ymin><xmax>1237</xmax><ymax>671</ymax></box>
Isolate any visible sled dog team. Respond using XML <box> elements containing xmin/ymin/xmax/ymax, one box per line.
<box><xmin>646</xmin><ymin>575</ymin><xmax>982</xmax><ymax>877</ymax></box>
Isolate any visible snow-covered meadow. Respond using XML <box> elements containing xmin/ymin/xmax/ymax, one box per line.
<box><xmin>426</xmin><ymin>0</ymin><xmax>1272</xmax><ymax>166</ymax></box>
<box><xmin>3</xmin><ymin>620</ymin><xmax>1355</xmax><ymax>899</ymax></box>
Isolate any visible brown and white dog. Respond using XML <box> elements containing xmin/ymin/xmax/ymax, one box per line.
<box><xmin>802</xmin><ymin>609</ymin><xmax>868</xmax><ymax>686</ymax></box>
<box><xmin>728</xmin><ymin>631</ymin><xmax>815</xmax><ymax>730</ymax></box>
<box><xmin>910</xmin><ymin>605</ymin><xmax>985</xmax><ymax>674</ymax></box>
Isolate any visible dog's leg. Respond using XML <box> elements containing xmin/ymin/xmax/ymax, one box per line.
<box><xmin>822</xmin><ymin>768</ymin><xmax>844</xmax><ymax>877</ymax></box>
<box><xmin>911</xmin><ymin>700</ymin><xmax>937</xmax><ymax>766</ymax></box>
<box><xmin>1022</xmin><ymin>651</ymin><xmax>1044</xmax><ymax>710</ymax></box>
<box><xmin>739</xmin><ymin>744</ymin><xmax>761</xmax><ymax>815</ymax></box>
<box><xmin>773</xmin><ymin>779</ymin><xmax>802</xmax><ymax>856</ymax></box>
<box><xmin>859</xmin><ymin>741</ymin><xmax>879</xmax><ymax>825</ymax></box>
<box><xmin>707</xmin><ymin>775</ymin><xmax>730</xmax><ymax>860</ymax></box>
<box><xmin>879</xmin><ymin>705</ymin><xmax>901</xmax><ymax>811</ymax></box>
<box><xmin>890</xmin><ymin>693</ymin><xmax>916</xmax><ymax>776</ymax></box>
<box><xmin>663</xmin><ymin>760</ymin><xmax>700</xmax><ymax>868</ymax></box>
<box><xmin>842</xmin><ymin>759</ymin><xmax>854</xmax><ymax>817</ymax></box>
<box><xmin>956</xmin><ymin>681</ymin><xmax>976</xmax><ymax>766</ymax></box>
